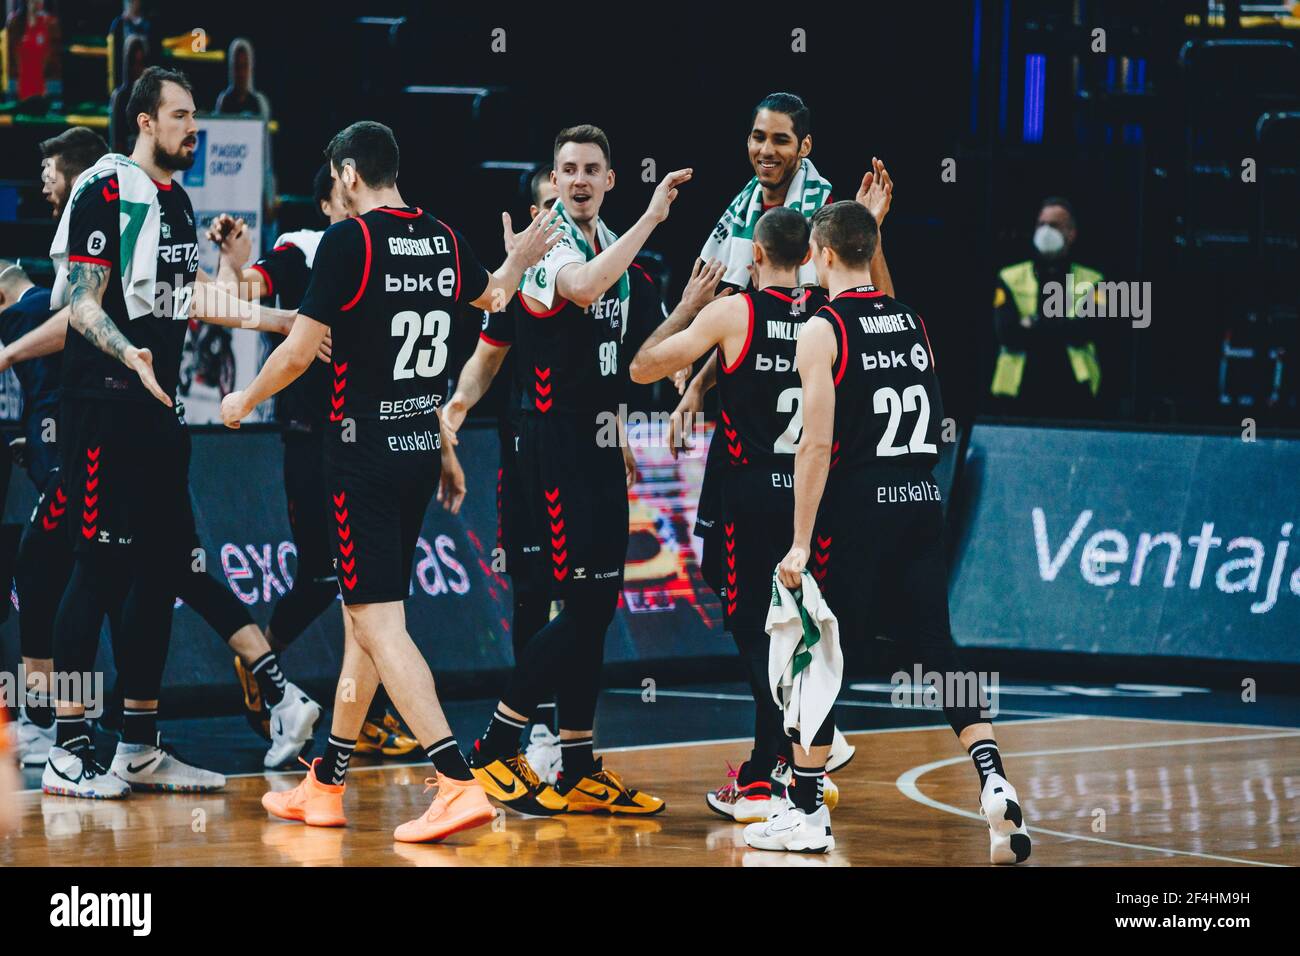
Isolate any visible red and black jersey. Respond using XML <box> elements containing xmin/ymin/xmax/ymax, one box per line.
<box><xmin>513</xmin><ymin>269</ymin><xmax>625</xmax><ymax>421</ymax></box>
<box><xmin>252</xmin><ymin>233</ymin><xmax>328</xmax><ymax>430</ymax></box>
<box><xmin>816</xmin><ymin>284</ymin><xmax>943</xmax><ymax>472</ymax></box>
<box><xmin>298</xmin><ymin>205</ymin><xmax>489</xmax><ymax>454</ymax></box>
<box><xmin>61</xmin><ymin>175</ymin><xmax>199</xmax><ymax>402</ymax></box>
<box><xmin>715</xmin><ymin>285</ymin><xmax>827</xmax><ymax>470</ymax></box>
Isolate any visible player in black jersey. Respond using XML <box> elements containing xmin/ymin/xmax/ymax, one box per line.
<box><xmin>221</xmin><ymin>120</ymin><xmax>560</xmax><ymax>842</ymax></box>
<box><xmin>0</xmin><ymin>261</ymin><xmax>70</xmax><ymax>768</ymax></box>
<box><xmin>443</xmin><ymin>165</ymin><xmax>565</xmax><ymax>780</ymax></box>
<box><xmin>47</xmin><ymin>67</ymin><xmax>311</xmax><ymax>798</ymax></box>
<box><xmin>753</xmin><ymin>201</ymin><xmax>1031</xmax><ymax>861</ymax></box>
<box><xmin>632</xmin><ymin>208</ymin><xmax>835</xmax><ymax>822</ymax></box>
<box><xmin>446</xmin><ymin>125</ymin><xmax>691</xmax><ymax>816</ymax></box>
<box><xmin>215</xmin><ymin>166</ymin><xmax>421</xmax><ymax>759</ymax></box>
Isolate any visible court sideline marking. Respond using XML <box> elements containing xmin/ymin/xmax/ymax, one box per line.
<box><xmin>896</xmin><ymin>724</ymin><xmax>1300</xmax><ymax>868</ymax></box>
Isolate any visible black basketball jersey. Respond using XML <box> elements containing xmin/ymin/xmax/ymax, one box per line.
<box><xmin>62</xmin><ymin>174</ymin><xmax>199</xmax><ymax>403</ymax></box>
<box><xmin>816</xmin><ymin>285</ymin><xmax>943</xmax><ymax>471</ymax></box>
<box><xmin>513</xmin><ymin>273</ymin><xmax>624</xmax><ymax>419</ymax></box>
<box><xmin>716</xmin><ymin>285</ymin><xmax>827</xmax><ymax>469</ymax></box>
<box><xmin>298</xmin><ymin>205</ymin><xmax>488</xmax><ymax>457</ymax></box>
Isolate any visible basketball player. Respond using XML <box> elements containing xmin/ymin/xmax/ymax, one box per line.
<box><xmin>631</xmin><ymin>209</ymin><xmax>830</xmax><ymax>822</ymax></box>
<box><xmin>220</xmin><ymin>120</ymin><xmax>561</xmax><ymax>842</ymax></box>
<box><xmin>6</xmin><ymin>126</ymin><xmax>318</xmax><ymax>772</ymax></box>
<box><xmin>446</xmin><ymin>126</ymin><xmax>691</xmax><ymax>815</ymax></box>
<box><xmin>213</xmin><ymin>166</ymin><xmax>421</xmax><ymax>760</ymax></box>
<box><xmin>751</xmin><ymin>202</ymin><xmax>1031</xmax><ymax>862</ymax></box>
<box><xmin>442</xmin><ymin>165</ymin><xmax>565</xmax><ymax>781</ymax></box>
<box><xmin>46</xmin><ymin>66</ymin><xmax>312</xmax><ymax>798</ymax></box>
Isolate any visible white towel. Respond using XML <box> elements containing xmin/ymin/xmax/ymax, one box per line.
<box><xmin>50</xmin><ymin>153</ymin><xmax>163</xmax><ymax>321</ymax></box>
<box><xmin>765</xmin><ymin>570</ymin><xmax>842</xmax><ymax>752</ymax></box>
<box><xmin>272</xmin><ymin>228</ymin><xmax>323</xmax><ymax>269</ymax></box>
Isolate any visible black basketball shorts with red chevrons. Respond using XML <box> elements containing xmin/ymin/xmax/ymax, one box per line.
<box><xmin>58</xmin><ymin>396</ymin><xmax>190</xmax><ymax>554</ymax></box>
<box><xmin>324</xmin><ymin>423</ymin><xmax>440</xmax><ymax>606</ymax></box>
<box><xmin>514</xmin><ymin>413</ymin><xmax>628</xmax><ymax>600</ymax></box>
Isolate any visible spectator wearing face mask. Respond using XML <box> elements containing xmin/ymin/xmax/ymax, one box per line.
<box><xmin>989</xmin><ymin>196</ymin><xmax>1105</xmax><ymax>419</ymax></box>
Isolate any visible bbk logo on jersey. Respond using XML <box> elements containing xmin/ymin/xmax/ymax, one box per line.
<box><xmin>861</xmin><ymin>349</ymin><xmax>908</xmax><ymax>370</ymax></box>
<box><xmin>910</xmin><ymin>342</ymin><xmax>930</xmax><ymax>371</ymax></box>
<box><xmin>86</xmin><ymin>230</ymin><xmax>107</xmax><ymax>257</ymax></box>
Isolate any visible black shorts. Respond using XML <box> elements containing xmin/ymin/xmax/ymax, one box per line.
<box><xmin>283</xmin><ymin>431</ymin><xmax>335</xmax><ymax>584</ymax></box>
<box><xmin>325</xmin><ymin>427</ymin><xmax>439</xmax><ymax>605</ymax></box>
<box><xmin>817</xmin><ymin>464</ymin><xmax>950</xmax><ymax>647</ymax></box>
<box><xmin>720</xmin><ymin>465</ymin><xmax>795</xmax><ymax>631</ymax></box>
<box><xmin>515</xmin><ymin>414</ymin><xmax>628</xmax><ymax>599</ymax></box>
<box><xmin>59</xmin><ymin>397</ymin><xmax>189</xmax><ymax>555</ymax></box>
<box><xmin>694</xmin><ymin>426</ymin><xmax>726</xmax><ymax>598</ymax></box>
<box><xmin>495</xmin><ymin>420</ymin><xmax>532</xmax><ymax>581</ymax></box>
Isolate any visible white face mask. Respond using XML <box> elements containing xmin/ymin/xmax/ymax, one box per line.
<box><xmin>1033</xmin><ymin>223</ymin><xmax>1066</xmax><ymax>258</ymax></box>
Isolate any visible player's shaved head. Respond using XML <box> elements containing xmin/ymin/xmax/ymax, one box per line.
<box><xmin>754</xmin><ymin>207</ymin><xmax>810</xmax><ymax>269</ymax></box>
<box><xmin>325</xmin><ymin>121</ymin><xmax>399</xmax><ymax>189</ymax></box>
<box><xmin>530</xmin><ymin>163</ymin><xmax>554</xmax><ymax>206</ymax></box>
<box><xmin>811</xmin><ymin>201</ymin><xmax>878</xmax><ymax>267</ymax></box>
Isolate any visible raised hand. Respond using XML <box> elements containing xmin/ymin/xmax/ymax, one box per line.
<box><xmin>646</xmin><ymin>168</ymin><xmax>693</xmax><ymax>224</ymax></box>
<box><xmin>856</xmin><ymin>156</ymin><xmax>893</xmax><ymax>226</ymax></box>
<box><xmin>504</xmin><ymin>205</ymin><xmax>563</xmax><ymax>267</ymax></box>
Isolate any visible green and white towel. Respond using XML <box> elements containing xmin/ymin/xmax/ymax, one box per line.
<box><xmin>50</xmin><ymin>153</ymin><xmax>164</xmax><ymax>321</ymax></box>
<box><xmin>766</xmin><ymin>569</ymin><xmax>842</xmax><ymax>752</ymax></box>
<box><xmin>520</xmin><ymin>199</ymin><xmax>629</xmax><ymax>331</ymax></box>
<box><xmin>700</xmin><ymin>158</ymin><xmax>832</xmax><ymax>287</ymax></box>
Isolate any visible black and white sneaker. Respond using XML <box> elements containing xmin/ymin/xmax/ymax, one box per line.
<box><xmin>110</xmin><ymin>734</ymin><xmax>226</xmax><ymax>793</ymax></box>
<box><xmin>17</xmin><ymin>713</ymin><xmax>55</xmax><ymax>767</ymax></box>
<box><xmin>980</xmin><ymin>772</ymin><xmax>1031</xmax><ymax>864</ymax></box>
<box><xmin>42</xmin><ymin>739</ymin><xmax>131</xmax><ymax>800</ymax></box>
<box><xmin>264</xmin><ymin>682</ymin><xmax>322</xmax><ymax>768</ymax></box>
<box><xmin>743</xmin><ymin>804</ymin><xmax>835</xmax><ymax>853</ymax></box>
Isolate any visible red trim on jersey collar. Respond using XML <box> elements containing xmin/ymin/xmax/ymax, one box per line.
<box><xmin>821</xmin><ymin>304</ymin><xmax>850</xmax><ymax>386</ymax></box>
<box><xmin>376</xmin><ymin>205</ymin><xmax>423</xmax><ymax>219</ymax></box>
<box><xmin>517</xmin><ymin>289</ymin><xmax>565</xmax><ymax>318</ymax></box>
<box><xmin>340</xmin><ymin>218</ymin><xmax>372</xmax><ymax>312</ymax></box>
<box><xmin>436</xmin><ymin>218</ymin><xmax>462</xmax><ymax>301</ymax></box>
<box><xmin>479</xmin><ymin>332</ymin><xmax>510</xmax><ymax>348</ymax></box>
<box><xmin>760</xmin><ymin>286</ymin><xmax>811</xmax><ymax>307</ymax></box>
<box><xmin>151</xmin><ymin>178</ymin><xmax>173</xmax><ymax>191</ymax></box>
<box><xmin>834</xmin><ymin>285</ymin><xmax>883</xmax><ymax>299</ymax></box>
<box><xmin>721</xmin><ymin>293</ymin><xmax>755</xmax><ymax>374</ymax></box>
<box><xmin>250</xmin><ymin>263</ymin><xmax>273</xmax><ymax>298</ymax></box>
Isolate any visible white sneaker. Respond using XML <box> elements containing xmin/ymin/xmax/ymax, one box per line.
<box><xmin>264</xmin><ymin>682</ymin><xmax>322</xmax><ymax>768</ymax></box>
<box><xmin>743</xmin><ymin>803</ymin><xmax>834</xmax><ymax>853</ymax></box>
<box><xmin>18</xmin><ymin>714</ymin><xmax>55</xmax><ymax>767</ymax></box>
<box><xmin>523</xmin><ymin>724</ymin><xmax>562</xmax><ymax>787</ymax></box>
<box><xmin>42</xmin><ymin>743</ymin><xmax>131</xmax><ymax>800</ymax></box>
<box><xmin>980</xmin><ymin>772</ymin><xmax>1031</xmax><ymax>864</ymax></box>
<box><xmin>827</xmin><ymin>727</ymin><xmax>855</xmax><ymax>773</ymax></box>
<box><xmin>705</xmin><ymin>764</ymin><xmax>782</xmax><ymax>823</ymax></box>
<box><xmin>110</xmin><ymin>735</ymin><xmax>226</xmax><ymax>793</ymax></box>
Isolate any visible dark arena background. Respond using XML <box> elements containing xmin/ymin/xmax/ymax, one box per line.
<box><xmin>0</xmin><ymin>0</ymin><xmax>1296</xmax><ymax>936</ymax></box>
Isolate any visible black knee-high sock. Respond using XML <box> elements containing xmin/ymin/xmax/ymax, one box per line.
<box><xmin>789</xmin><ymin>763</ymin><xmax>826</xmax><ymax>813</ymax></box>
<box><xmin>425</xmin><ymin>736</ymin><xmax>473</xmax><ymax>781</ymax></box>
<box><xmin>478</xmin><ymin>709</ymin><xmax>528</xmax><ymax>763</ymax></box>
<box><xmin>968</xmin><ymin>739</ymin><xmax>1006</xmax><ymax>789</ymax></box>
<box><xmin>511</xmin><ymin>583</ymin><xmax>555</xmax><ymax>729</ymax></box>
<box><xmin>317</xmin><ymin>735</ymin><xmax>355</xmax><ymax>785</ymax></box>
<box><xmin>121</xmin><ymin>705</ymin><xmax>157</xmax><ymax>745</ymax></box>
<box><xmin>558</xmin><ymin>735</ymin><xmax>594</xmax><ymax>786</ymax></box>
<box><xmin>249</xmin><ymin>651</ymin><xmax>287</xmax><ymax>706</ymax></box>
<box><xmin>24</xmin><ymin>687</ymin><xmax>54</xmax><ymax>728</ymax></box>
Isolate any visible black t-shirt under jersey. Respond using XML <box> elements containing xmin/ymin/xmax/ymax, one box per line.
<box><xmin>61</xmin><ymin>174</ymin><xmax>199</xmax><ymax>403</ymax></box>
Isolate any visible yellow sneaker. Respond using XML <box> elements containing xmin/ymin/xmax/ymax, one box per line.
<box><xmin>470</xmin><ymin>749</ymin><xmax>568</xmax><ymax>816</ymax></box>
<box><xmin>355</xmin><ymin>709</ymin><xmax>419</xmax><ymax>757</ymax></box>
<box><xmin>234</xmin><ymin>656</ymin><xmax>270</xmax><ymax>741</ymax></box>
<box><xmin>561</xmin><ymin>759</ymin><xmax>665</xmax><ymax>815</ymax></box>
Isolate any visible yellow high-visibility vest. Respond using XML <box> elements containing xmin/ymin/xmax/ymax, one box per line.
<box><xmin>990</xmin><ymin>260</ymin><xmax>1102</xmax><ymax>398</ymax></box>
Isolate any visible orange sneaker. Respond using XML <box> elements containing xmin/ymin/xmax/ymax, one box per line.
<box><xmin>262</xmin><ymin>758</ymin><xmax>347</xmax><ymax>827</ymax></box>
<box><xmin>393</xmin><ymin>773</ymin><xmax>496</xmax><ymax>844</ymax></box>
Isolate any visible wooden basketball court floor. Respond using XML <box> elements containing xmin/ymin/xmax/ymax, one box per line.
<box><xmin>4</xmin><ymin>706</ymin><xmax>1297</xmax><ymax>867</ymax></box>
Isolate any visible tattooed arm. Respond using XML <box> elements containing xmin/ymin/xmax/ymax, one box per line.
<box><xmin>66</xmin><ymin>259</ymin><xmax>171</xmax><ymax>406</ymax></box>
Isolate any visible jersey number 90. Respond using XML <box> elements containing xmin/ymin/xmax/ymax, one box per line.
<box><xmin>392</xmin><ymin>309</ymin><xmax>451</xmax><ymax>379</ymax></box>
